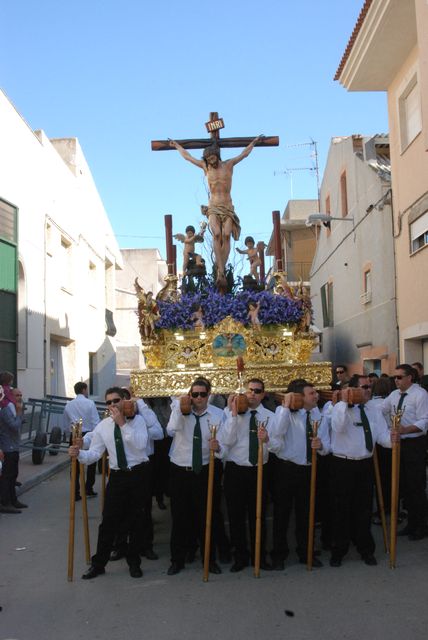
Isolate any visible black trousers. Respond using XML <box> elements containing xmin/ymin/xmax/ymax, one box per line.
<box><xmin>169</xmin><ymin>463</ymin><xmax>218</xmax><ymax>566</ymax></box>
<box><xmin>330</xmin><ymin>456</ymin><xmax>375</xmax><ymax>558</ymax></box>
<box><xmin>224</xmin><ymin>461</ymin><xmax>268</xmax><ymax>564</ymax></box>
<box><xmin>92</xmin><ymin>462</ymin><xmax>149</xmax><ymax>569</ymax></box>
<box><xmin>400</xmin><ymin>437</ymin><xmax>428</xmax><ymax>531</ymax></box>
<box><xmin>0</xmin><ymin>451</ymin><xmax>19</xmax><ymax>505</ymax></box>
<box><xmin>271</xmin><ymin>460</ymin><xmax>311</xmax><ymax>561</ymax></box>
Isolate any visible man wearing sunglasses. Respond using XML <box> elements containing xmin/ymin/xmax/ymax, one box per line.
<box><xmin>166</xmin><ymin>377</ymin><xmax>224</xmax><ymax>576</ymax></box>
<box><xmin>69</xmin><ymin>386</ymin><xmax>150</xmax><ymax>580</ymax></box>
<box><xmin>269</xmin><ymin>380</ymin><xmax>329</xmax><ymax>570</ymax></box>
<box><xmin>382</xmin><ymin>364</ymin><xmax>428</xmax><ymax>540</ymax></box>
<box><xmin>330</xmin><ymin>375</ymin><xmax>397</xmax><ymax>567</ymax></box>
<box><xmin>222</xmin><ymin>378</ymin><xmax>274</xmax><ymax>572</ymax></box>
<box><xmin>332</xmin><ymin>365</ymin><xmax>349</xmax><ymax>390</ymax></box>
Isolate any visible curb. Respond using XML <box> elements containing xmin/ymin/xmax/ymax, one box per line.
<box><xmin>17</xmin><ymin>458</ymin><xmax>70</xmax><ymax>496</ymax></box>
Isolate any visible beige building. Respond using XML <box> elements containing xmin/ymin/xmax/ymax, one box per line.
<box><xmin>335</xmin><ymin>0</ymin><xmax>428</xmax><ymax>366</ymax></box>
<box><xmin>115</xmin><ymin>248</ymin><xmax>167</xmax><ymax>384</ymax></box>
<box><xmin>266</xmin><ymin>199</ymin><xmax>318</xmax><ymax>285</ymax></box>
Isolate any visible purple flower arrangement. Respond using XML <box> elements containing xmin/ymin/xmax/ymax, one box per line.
<box><xmin>156</xmin><ymin>288</ymin><xmax>303</xmax><ymax>330</ymax></box>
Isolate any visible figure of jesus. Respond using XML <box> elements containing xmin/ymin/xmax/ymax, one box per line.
<box><xmin>169</xmin><ymin>135</ymin><xmax>263</xmax><ymax>285</ymax></box>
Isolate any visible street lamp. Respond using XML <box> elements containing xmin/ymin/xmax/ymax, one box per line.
<box><xmin>305</xmin><ymin>213</ymin><xmax>355</xmax><ymax>227</ymax></box>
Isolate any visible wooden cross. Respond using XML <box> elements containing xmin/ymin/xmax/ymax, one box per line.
<box><xmin>151</xmin><ymin>112</ymin><xmax>279</xmax><ymax>151</ymax></box>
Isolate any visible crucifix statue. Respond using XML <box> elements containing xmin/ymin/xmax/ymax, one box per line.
<box><xmin>151</xmin><ymin>113</ymin><xmax>279</xmax><ymax>289</ymax></box>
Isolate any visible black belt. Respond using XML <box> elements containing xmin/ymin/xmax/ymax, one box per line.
<box><xmin>172</xmin><ymin>462</ymin><xmax>208</xmax><ymax>472</ymax></box>
<box><xmin>110</xmin><ymin>461</ymin><xmax>149</xmax><ymax>474</ymax></box>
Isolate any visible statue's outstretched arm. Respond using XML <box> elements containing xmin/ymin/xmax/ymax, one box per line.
<box><xmin>230</xmin><ymin>135</ymin><xmax>264</xmax><ymax>166</ymax></box>
<box><xmin>169</xmin><ymin>139</ymin><xmax>204</xmax><ymax>168</ymax></box>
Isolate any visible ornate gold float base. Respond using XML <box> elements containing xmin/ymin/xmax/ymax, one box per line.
<box><xmin>131</xmin><ymin>361</ymin><xmax>332</xmax><ymax>398</ymax></box>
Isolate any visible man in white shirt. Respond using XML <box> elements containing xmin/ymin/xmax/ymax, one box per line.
<box><xmin>222</xmin><ymin>378</ymin><xmax>274</xmax><ymax>572</ymax></box>
<box><xmin>64</xmin><ymin>382</ymin><xmax>100</xmax><ymax>499</ymax></box>
<box><xmin>330</xmin><ymin>376</ymin><xmax>396</xmax><ymax>567</ymax></box>
<box><xmin>382</xmin><ymin>364</ymin><xmax>428</xmax><ymax>540</ymax></box>
<box><xmin>166</xmin><ymin>377</ymin><xmax>224</xmax><ymax>576</ymax></box>
<box><xmin>69</xmin><ymin>386</ymin><xmax>149</xmax><ymax>580</ymax></box>
<box><xmin>269</xmin><ymin>381</ymin><xmax>329</xmax><ymax>569</ymax></box>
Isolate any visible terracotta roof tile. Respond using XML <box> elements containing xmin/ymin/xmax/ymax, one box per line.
<box><xmin>334</xmin><ymin>0</ymin><xmax>374</xmax><ymax>81</ymax></box>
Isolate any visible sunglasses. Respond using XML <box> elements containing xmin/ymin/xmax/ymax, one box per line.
<box><xmin>106</xmin><ymin>398</ymin><xmax>121</xmax><ymax>406</ymax></box>
<box><xmin>248</xmin><ymin>388</ymin><xmax>263</xmax><ymax>394</ymax></box>
<box><xmin>191</xmin><ymin>391</ymin><xmax>208</xmax><ymax>398</ymax></box>
<box><xmin>394</xmin><ymin>375</ymin><xmax>407</xmax><ymax>380</ymax></box>
<box><xmin>336</xmin><ymin>370</ymin><xmax>345</xmax><ymax>374</ymax></box>
<box><xmin>360</xmin><ymin>385</ymin><xmax>371</xmax><ymax>390</ymax></box>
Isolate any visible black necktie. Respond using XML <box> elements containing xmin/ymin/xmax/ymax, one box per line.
<box><xmin>192</xmin><ymin>413</ymin><xmax>205</xmax><ymax>474</ymax></box>
<box><xmin>114</xmin><ymin>424</ymin><xmax>128</xmax><ymax>470</ymax></box>
<box><xmin>305</xmin><ymin>411</ymin><xmax>313</xmax><ymax>463</ymax></box>
<box><xmin>249</xmin><ymin>410</ymin><xmax>258</xmax><ymax>466</ymax></box>
<box><xmin>397</xmin><ymin>392</ymin><xmax>407</xmax><ymax>411</ymax></box>
<box><xmin>357</xmin><ymin>405</ymin><xmax>374</xmax><ymax>453</ymax></box>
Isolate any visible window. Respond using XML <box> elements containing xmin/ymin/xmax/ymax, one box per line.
<box><xmin>340</xmin><ymin>171</ymin><xmax>348</xmax><ymax>217</ymax></box>
<box><xmin>60</xmin><ymin>236</ymin><xmax>73</xmax><ymax>292</ymax></box>
<box><xmin>0</xmin><ymin>199</ymin><xmax>17</xmax><ymax>243</ymax></box>
<box><xmin>399</xmin><ymin>75</ymin><xmax>422</xmax><ymax>150</ymax></box>
<box><xmin>410</xmin><ymin>211</ymin><xmax>428</xmax><ymax>254</ymax></box>
<box><xmin>320</xmin><ymin>282</ymin><xmax>334</xmax><ymax>327</ymax></box>
<box><xmin>325</xmin><ymin>194</ymin><xmax>331</xmax><ymax>235</ymax></box>
<box><xmin>361</xmin><ymin>269</ymin><xmax>372</xmax><ymax>304</ymax></box>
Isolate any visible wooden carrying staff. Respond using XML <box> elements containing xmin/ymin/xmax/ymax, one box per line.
<box><xmin>372</xmin><ymin>447</ymin><xmax>389</xmax><ymax>554</ymax></box>
<box><xmin>254</xmin><ymin>419</ymin><xmax>267</xmax><ymax>578</ymax></box>
<box><xmin>390</xmin><ymin>408</ymin><xmax>404</xmax><ymax>569</ymax></box>
<box><xmin>203</xmin><ymin>423</ymin><xmax>218</xmax><ymax>582</ymax></box>
<box><xmin>67</xmin><ymin>420</ymin><xmax>83</xmax><ymax>581</ymax></box>
<box><xmin>307</xmin><ymin>419</ymin><xmax>319</xmax><ymax>571</ymax></box>
<box><xmin>79</xmin><ymin>461</ymin><xmax>91</xmax><ymax>565</ymax></box>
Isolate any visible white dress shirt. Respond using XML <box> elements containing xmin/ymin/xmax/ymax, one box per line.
<box><xmin>78</xmin><ymin>415</ymin><xmax>149</xmax><ymax>469</ymax></box>
<box><xmin>221</xmin><ymin>404</ymin><xmax>275</xmax><ymax>466</ymax></box>
<box><xmin>269</xmin><ymin>406</ymin><xmax>330</xmax><ymax>465</ymax></box>
<box><xmin>382</xmin><ymin>384</ymin><xmax>428</xmax><ymax>439</ymax></box>
<box><xmin>136</xmin><ymin>399</ymin><xmax>164</xmax><ymax>456</ymax></box>
<box><xmin>331</xmin><ymin>400</ymin><xmax>391</xmax><ymax>459</ymax></box>
<box><xmin>167</xmin><ymin>401</ymin><xmax>224</xmax><ymax>467</ymax></box>
<box><xmin>63</xmin><ymin>394</ymin><xmax>100</xmax><ymax>434</ymax></box>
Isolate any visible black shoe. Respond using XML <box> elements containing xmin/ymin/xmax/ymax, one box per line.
<box><xmin>167</xmin><ymin>562</ymin><xmax>183</xmax><ymax>575</ymax></box>
<box><xmin>15</xmin><ymin>481</ymin><xmax>22</xmax><ymax>487</ymax></box>
<box><xmin>129</xmin><ymin>566</ymin><xmax>143</xmax><ymax>578</ymax></box>
<box><xmin>144</xmin><ymin>549</ymin><xmax>159</xmax><ymax>560</ymax></box>
<box><xmin>13</xmin><ymin>501</ymin><xmax>28</xmax><ymax>509</ymax></box>
<box><xmin>0</xmin><ymin>505</ymin><xmax>21</xmax><ymax>514</ymax></box>
<box><xmin>230</xmin><ymin>560</ymin><xmax>248</xmax><ymax>573</ymax></box>
<box><xmin>362</xmin><ymin>555</ymin><xmax>377</xmax><ymax>566</ymax></box>
<box><xmin>300</xmin><ymin>557</ymin><xmax>323</xmax><ymax>568</ymax></box>
<box><xmin>208</xmin><ymin>561</ymin><xmax>222</xmax><ymax>574</ymax></box>
<box><xmin>219</xmin><ymin>549</ymin><xmax>232</xmax><ymax>564</ymax></box>
<box><xmin>110</xmin><ymin>549</ymin><xmax>126</xmax><ymax>561</ymax></box>
<box><xmin>75</xmin><ymin>495</ymin><xmax>82</xmax><ymax>502</ymax></box>
<box><xmin>408</xmin><ymin>527</ymin><xmax>428</xmax><ymax>541</ymax></box>
<box><xmin>260</xmin><ymin>559</ymin><xmax>273</xmax><ymax>571</ymax></box>
<box><xmin>82</xmin><ymin>566</ymin><xmax>105</xmax><ymax>580</ymax></box>
<box><xmin>329</xmin><ymin>556</ymin><xmax>342</xmax><ymax>567</ymax></box>
<box><xmin>271</xmin><ymin>559</ymin><xmax>285</xmax><ymax>571</ymax></box>
<box><xmin>157</xmin><ymin>500</ymin><xmax>167</xmax><ymax>510</ymax></box>
<box><xmin>86</xmin><ymin>490</ymin><xmax>98</xmax><ymax>498</ymax></box>
<box><xmin>185</xmin><ymin>550</ymin><xmax>196</xmax><ymax>563</ymax></box>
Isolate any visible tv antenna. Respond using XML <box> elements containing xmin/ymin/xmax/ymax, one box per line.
<box><xmin>274</xmin><ymin>139</ymin><xmax>320</xmax><ymax>210</ymax></box>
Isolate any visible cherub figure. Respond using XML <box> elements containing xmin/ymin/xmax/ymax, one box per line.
<box><xmin>173</xmin><ymin>222</ymin><xmax>206</xmax><ymax>275</ymax></box>
<box><xmin>134</xmin><ymin>278</ymin><xmax>161</xmax><ymax>340</ymax></box>
<box><xmin>236</xmin><ymin>236</ymin><xmax>264</xmax><ymax>282</ymax></box>
<box><xmin>191</xmin><ymin>303</ymin><xmax>205</xmax><ymax>330</ymax></box>
<box><xmin>247</xmin><ymin>300</ymin><xmax>261</xmax><ymax>329</ymax></box>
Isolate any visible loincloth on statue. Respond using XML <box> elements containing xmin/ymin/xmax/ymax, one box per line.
<box><xmin>201</xmin><ymin>204</ymin><xmax>241</xmax><ymax>241</ymax></box>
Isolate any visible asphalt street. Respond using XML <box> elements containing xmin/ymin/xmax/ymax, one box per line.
<box><xmin>1</xmin><ymin>466</ymin><xmax>428</xmax><ymax>640</ymax></box>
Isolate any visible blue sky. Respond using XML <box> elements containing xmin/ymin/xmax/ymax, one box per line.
<box><xmin>2</xmin><ymin>0</ymin><xmax>388</xmax><ymax>272</ymax></box>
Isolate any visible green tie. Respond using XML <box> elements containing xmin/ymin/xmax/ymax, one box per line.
<box><xmin>357</xmin><ymin>405</ymin><xmax>374</xmax><ymax>453</ymax></box>
<box><xmin>306</xmin><ymin>411</ymin><xmax>313</xmax><ymax>463</ymax></box>
<box><xmin>249</xmin><ymin>410</ymin><xmax>258</xmax><ymax>466</ymax></box>
<box><xmin>397</xmin><ymin>392</ymin><xmax>407</xmax><ymax>411</ymax></box>
<box><xmin>114</xmin><ymin>424</ymin><xmax>128</xmax><ymax>470</ymax></box>
<box><xmin>192</xmin><ymin>413</ymin><xmax>204</xmax><ymax>474</ymax></box>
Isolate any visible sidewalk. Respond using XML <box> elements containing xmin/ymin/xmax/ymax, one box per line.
<box><xmin>16</xmin><ymin>447</ymin><xmax>70</xmax><ymax>496</ymax></box>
